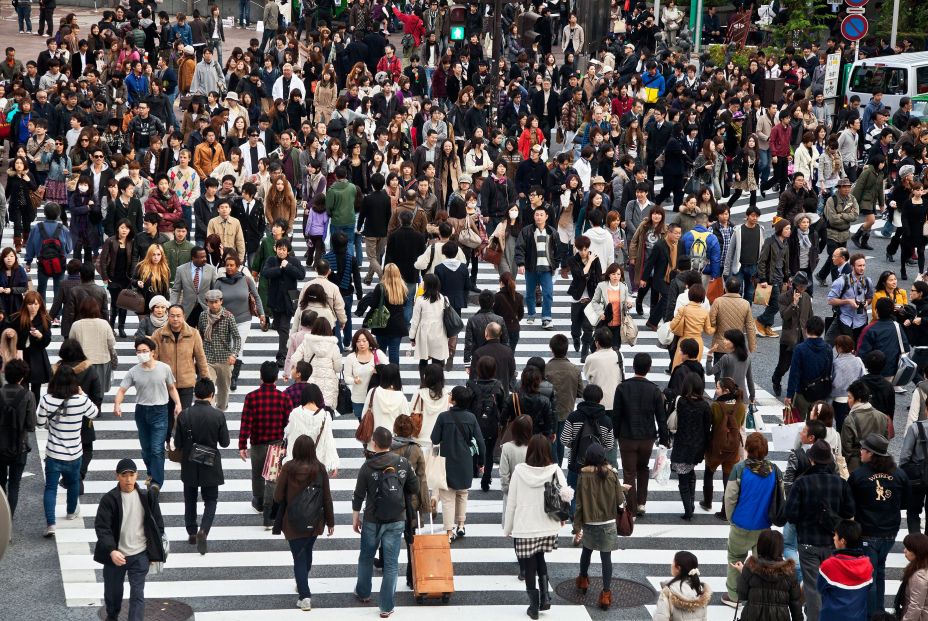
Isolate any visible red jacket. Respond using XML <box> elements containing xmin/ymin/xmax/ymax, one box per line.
<box><xmin>392</xmin><ymin>7</ymin><xmax>425</xmax><ymax>47</ymax></box>
<box><xmin>769</xmin><ymin>122</ymin><xmax>792</xmax><ymax>157</ymax></box>
<box><xmin>376</xmin><ymin>54</ymin><xmax>403</xmax><ymax>84</ymax></box>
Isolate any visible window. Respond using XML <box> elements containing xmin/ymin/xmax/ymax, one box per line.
<box><xmin>849</xmin><ymin>66</ymin><xmax>907</xmax><ymax>94</ymax></box>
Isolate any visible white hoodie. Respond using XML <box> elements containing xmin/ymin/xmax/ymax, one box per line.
<box><xmin>585</xmin><ymin>226</ymin><xmax>616</xmax><ymax>270</ymax></box>
<box><xmin>503</xmin><ymin>463</ymin><xmax>572</xmax><ymax>538</ymax></box>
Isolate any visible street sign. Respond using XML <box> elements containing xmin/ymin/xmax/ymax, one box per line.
<box><xmin>823</xmin><ymin>52</ymin><xmax>842</xmax><ymax>98</ymax></box>
<box><xmin>841</xmin><ymin>13</ymin><xmax>868</xmax><ymax>41</ymax></box>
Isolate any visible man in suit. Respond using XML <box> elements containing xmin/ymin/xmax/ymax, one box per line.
<box><xmin>531</xmin><ymin>77</ymin><xmax>560</xmax><ymax>135</ymax></box>
<box><xmin>639</xmin><ymin>222</ymin><xmax>683</xmax><ymax>330</ymax></box>
<box><xmin>170</xmin><ymin>246</ymin><xmax>218</xmax><ymax>327</ymax></box>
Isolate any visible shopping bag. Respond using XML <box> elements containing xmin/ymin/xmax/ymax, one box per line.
<box><xmin>772</xmin><ymin>423</ymin><xmax>804</xmax><ymax>452</ymax></box>
<box><xmin>649</xmin><ymin>445</ymin><xmax>670</xmax><ymax>485</ymax></box>
<box><xmin>753</xmin><ymin>284</ymin><xmax>772</xmax><ymax>306</ymax></box>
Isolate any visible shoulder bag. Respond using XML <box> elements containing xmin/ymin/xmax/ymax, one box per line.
<box><xmin>442</xmin><ymin>296</ymin><xmax>464</xmax><ymax>335</ymax></box>
<box><xmin>355</xmin><ymin>387</ymin><xmax>376</xmax><ymax>444</ymax></box>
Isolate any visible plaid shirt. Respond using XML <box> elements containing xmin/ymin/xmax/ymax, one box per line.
<box><xmin>284</xmin><ymin>381</ymin><xmax>307</xmax><ymax>411</ymax></box>
<box><xmin>239</xmin><ymin>383</ymin><xmax>291</xmax><ymax>449</ymax></box>
<box><xmin>198</xmin><ymin>309</ymin><xmax>242</xmax><ymax>364</ymax></box>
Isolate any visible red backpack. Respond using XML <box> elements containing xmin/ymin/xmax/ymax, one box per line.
<box><xmin>37</xmin><ymin>223</ymin><xmax>65</xmax><ymax>277</ymax></box>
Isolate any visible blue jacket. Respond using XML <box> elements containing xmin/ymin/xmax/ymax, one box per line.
<box><xmin>681</xmin><ymin>225</ymin><xmax>722</xmax><ymax>278</ymax></box>
<box><xmin>859</xmin><ymin>319</ymin><xmax>909</xmax><ymax>376</ymax></box>
<box><xmin>24</xmin><ymin>220</ymin><xmax>73</xmax><ymax>268</ymax></box>
<box><xmin>787</xmin><ymin>337</ymin><xmax>831</xmax><ymax>399</ymax></box>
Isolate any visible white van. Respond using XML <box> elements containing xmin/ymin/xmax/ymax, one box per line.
<box><xmin>846</xmin><ymin>51</ymin><xmax>928</xmax><ymax>113</ymax></box>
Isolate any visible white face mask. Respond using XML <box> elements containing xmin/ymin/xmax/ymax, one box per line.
<box><xmin>508</xmin><ymin>209</ymin><xmax>519</xmax><ymax>219</ymax></box>
<box><xmin>78</xmin><ymin>185</ymin><xmax>89</xmax><ymax>193</ymax></box>
<box><xmin>136</xmin><ymin>352</ymin><xmax>151</xmax><ymax>364</ymax></box>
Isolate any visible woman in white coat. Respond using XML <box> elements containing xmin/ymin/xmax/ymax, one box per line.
<box><xmin>653</xmin><ymin>551</ymin><xmax>711</xmax><ymax>621</ymax></box>
<box><xmin>413</xmin><ymin>362</ymin><xmax>451</xmax><ymax>447</ymax></box>
<box><xmin>292</xmin><ymin>316</ymin><xmax>343</xmax><ymax>410</ymax></box>
<box><xmin>283</xmin><ymin>383</ymin><xmax>339</xmax><ymax>475</ymax></box>
<box><xmin>409</xmin><ymin>274</ymin><xmax>450</xmax><ymax>371</ymax></box>
<box><xmin>585</xmin><ymin>263</ymin><xmax>632</xmax><ymax>350</ymax></box>
<box><xmin>363</xmin><ymin>363</ymin><xmax>410</xmax><ymax>449</ymax></box>
<box><xmin>504</xmin><ymin>434</ymin><xmax>573</xmax><ymax>619</ymax></box>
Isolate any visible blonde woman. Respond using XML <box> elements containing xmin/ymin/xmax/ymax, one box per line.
<box><xmin>133</xmin><ymin>244</ymin><xmax>171</xmax><ymax>316</ymax></box>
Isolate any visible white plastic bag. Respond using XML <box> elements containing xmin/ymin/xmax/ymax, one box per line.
<box><xmin>650</xmin><ymin>445</ymin><xmax>670</xmax><ymax>485</ymax></box>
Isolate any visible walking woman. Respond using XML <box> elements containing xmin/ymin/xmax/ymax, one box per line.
<box><xmin>272</xmin><ymin>435</ymin><xmax>335</xmax><ymax>612</ymax></box>
<box><xmin>671</xmin><ymin>374</ymin><xmax>711</xmax><ymax>520</ymax></box>
<box><xmin>99</xmin><ymin>219</ymin><xmax>137</xmax><ymax>337</ymax></box>
<box><xmin>283</xmin><ymin>383</ymin><xmax>339</xmax><ymax>475</ymax></box>
<box><xmin>493</xmin><ymin>272</ymin><xmax>525</xmax><ymax>352</ymax></box>
<box><xmin>587</xmin><ymin>263</ymin><xmax>632</xmax><ymax>350</ymax></box>
<box><xmin>7</xmin><ymin>290</ymin><xmax>52</xmax><ymax>404</ymax></box>
<box><xmin>896</xmin><ymin>533</ymin><xmax>928</xmax><ymax>621</ymax></box>
<box><xmin>133</xmin><ymin>244</ymin><xmax>171</xmax><ymax>317</ymax></box>
<box><xmin>292</xmin><ymin>317</ymin><xmax>343</xmax><ymax>409</ymax></box>
<box><xmin>413</xmin><ymin>362</ymin><xmax>451</xmax><ymax>449</ymax></box>
<box><xmin>628</xmin><ymin>206</ymin><xmax>667</xmax><ymax>312</ymax></box>
<box><xmin>653</xmin><ymin>551</ymin><xmax>711</xmax><ymax>621</ymax></box>
<box><xmin>430</xmin><ymin>385</ymin><xmax>485</xmax><ymax>543</ymax></box>
<box><xmin>504</xmin><ymin>434</ymin><xmax>572</xmax><ymax>619</ymax></box>
<box><xmin>356</xmin><ymin>263</ymin><xmax>409</xmax><ymax>364</ymax></box>
<box><xmin>0</xmin><ymin>247</ymin><xmax>29</xmax><ymax>318</ymax></box>
<box><xmin>573</xmin><ymin>443</ymin><xmax>626</xmax><ymax>611</ymax></box>
<box><xmin>410</xmin><ymin>273</ymin><xmax>450</xmax><ymax>371</ymax></box>
<box><xmin>700</xmin><ymin>377</ymin><xmax>746</xmax><ymax>520</ymax></box>
<box><xmin>732</xmin><ymin>530</ymin><xmax>802</xmax><ymax>621</ymax></box>
<box><xmin>344</xmin><ymin>329</ymin><xmax>387</xmax><ymax>420</ymax></box>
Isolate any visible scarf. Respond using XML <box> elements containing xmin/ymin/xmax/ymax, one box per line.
<box><xmin>745</xmin><ymin>457</ymin><xmax>772</xmax><ymax>477</ymax></box>
<box><xmin>664</xmin><ymin>239</ymin><xmax>678</xmax><ymax>283</ymax></box>
<box><xmin>149</xmin><ymin>312</ymin><xmax>167</xmax><ymax>330</ymax></box>
<box><xmin>204</xmin><ymin>308</ymin><xmax>223</xmax><ymax>342</ymax></box>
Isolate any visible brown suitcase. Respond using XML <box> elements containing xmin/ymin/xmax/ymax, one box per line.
<box><xmin>410</xmin><ymin>525</ymin><xmax>454</xmax><ymax>604</ymax></box>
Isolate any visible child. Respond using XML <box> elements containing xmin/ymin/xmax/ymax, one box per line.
<box><xmin>653</xmin><ymin>551</ymin><xmax>711</xmax><ymax>621</ymax></box>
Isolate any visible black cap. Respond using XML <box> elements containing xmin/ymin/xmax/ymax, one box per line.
<box><xmin>116</xmin><ymin>458</ymin><xmax>138</xmax><ymax>474</ymax></box>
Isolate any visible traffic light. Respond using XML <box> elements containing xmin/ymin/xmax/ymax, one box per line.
<box><xmin>450</xmin><ymin>4</ymin><xmax>466</xmax><ymax>41</ymax></box>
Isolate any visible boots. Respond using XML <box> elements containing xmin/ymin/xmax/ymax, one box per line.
<box><xmin>859</xmin><ymin>232</ymin><xmax>874</xmax><ymax>250</ymax></box>
<box><xmin>575</xmin><ymin>575</ymin><xmax>589</xmax><ymax>594</ymax></box>
<box><xmin>851</xmin><ymin>228</ymin><xmax>864</xmax><ymax>249</ymax></box>
<box><xmin>538</xmin><ymin>575</ymin><xmax>551</xmax><ymax>611</ymax></box>
<box><xmin>526</xmin><ymin>589</ymin><xmax>540</xmax><ymax>620</ymax></box>
<box><xmin>598</xmin><ymin>590</ymin><xmax>612</xmax><ymax>610</ymax></box>
<box><xmin>231</xmin><ymin>359</ymin><xmax>243</xmax><ymax>391</ymax></box>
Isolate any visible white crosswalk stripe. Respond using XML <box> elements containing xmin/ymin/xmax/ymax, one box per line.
<box><xmin>29</xmin><ymin>189</ymin><xmax>901</xmax><ymax>619</ymax></box>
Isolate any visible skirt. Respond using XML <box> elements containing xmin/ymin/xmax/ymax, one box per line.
<box><xmin>513</xmin><ymin>534</ymin><xmax>559</xmax><ymax>559</ymax></box>
<box><xmin>45</xmin><ymin>179</ymin><xmax>68</xmax><ymax>204</ymax></box>
<box><xmin>582</xmin><ymin>522</ymin><xmax>619</xmax><ymax>552</ymax></box>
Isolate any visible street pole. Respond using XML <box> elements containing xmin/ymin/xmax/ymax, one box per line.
<box><xmin>890</xmin><ymin>0</ymin><xmax>900</xmax><ymax>49</ymax></box>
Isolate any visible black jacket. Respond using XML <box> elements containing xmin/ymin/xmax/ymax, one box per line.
<box><xmin>260</xmin><ymin>254</ymin><xmax>306</xmax><ymax>315</ymax></box>
<box><xmin>173</xmin><ymin>399</ymin><xmax>231</xmax><ymax>488</ymax></box>
<box><xmin>613</xmin><ymin>376</ymin><xmax>668</xmax><ymax>445</ymax></box>
<box><xmin>93</xmin><ymin>484</ymin><xmax>166</xmax><ymax>565</ymax></box>
<box><xmin>669</xmin><ymin>396</ymin><xmax>711</xmax><ymax>465</ymax></box>
<box><xmin>384</xmin><ymin>226</ymin><xmax>427</xmax><ymax>283</ymax></box>
<box><xmin>500</xmin><ymin>390</ymin><xmax>555</xmax><ymax>436</ymax></box>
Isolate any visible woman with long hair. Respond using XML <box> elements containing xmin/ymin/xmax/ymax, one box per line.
<box><xmin>670</xmin><ymin>374</ymin><xmax>711</xmax><ymax>520</ymax></box>
<box><xmin>356</xmin><ymin>263</ymin><xmax>409</xmax><ymax>364</ymax></box>
<box><xmin>504</xmin><ymin>433</ymin><xmax>572</xmax><ymax>618</ymax></box>
<box><xmin>293</xmin><ymin>317</ymin><xmax>343</xmax><ymax>408</ymax></box>
<box><xmin>99</xmin><ymin>219</ymin><xmax>137</xmax><ymax>337</ymax></box>
<box><xmin>272</xmin><ymin>434</ymin><xmax>335</xmax><ymax>612</ymax></box>
<box><xmin>133</xmin><ymin>244</ymin><xmax>171</xmax><ymax>316</ymax></box>
<box><xmin>8</xmin><ymin>290</ymin><xmax>52</xmax><ymax>403</ymax></box>
<box><xmin>0</xmin><ymin>247</ymin><xmax>28</xmax><ymax>318</ymax></box>
<box><xmin>732</xmin><ymin>530</ymin><xmax>801</xmax><ymax>621</ymax></box>
<box><xmin>654</xmin><ymin>551</ymin><xmax>711</xmax><ymax>621</ymax></box>
<box><xmin>410</xmin><ymin>273</ymin><xmax>450</xmax><ymax>370</ymax></box>
<box><xmin>343</xmin><ymin>328</ymin><xmax>386</xmax><ymax>420</ymax></box>
<box><xmin>493</xmin><ymin>272</ymin><xmax>526</xmax><ymax>353</ymax></box>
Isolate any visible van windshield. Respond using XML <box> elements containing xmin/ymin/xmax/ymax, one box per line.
<box><xmin>849</xmin><ymin>66</ymin><xmax>908</xmax><ymax>95</ymax></box>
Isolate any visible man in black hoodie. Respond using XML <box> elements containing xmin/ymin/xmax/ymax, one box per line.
<box><xmin>352</xmin><ymin>426</ymin><xmax>420</xmax><ymax>617</ymax></box>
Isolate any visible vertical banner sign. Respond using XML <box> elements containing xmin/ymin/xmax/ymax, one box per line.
<box><xmin>823</xmin><ymin>52</ymin><xmax>842</xmax><ymax>98</ymax></box>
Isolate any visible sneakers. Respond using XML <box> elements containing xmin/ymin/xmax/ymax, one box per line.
<box><xmin>297</xmin><ymin>597</ymin><xmax>312</xmax><ymax>611</ymax></box>
<box><xmin>44</xmin><ymin>524</ymin><xmax>56</xmax><ymax>538</ymax></box>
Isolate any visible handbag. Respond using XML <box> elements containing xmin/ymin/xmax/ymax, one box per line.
<box><xmin>484</xmin><ymin>237</ymin><xmax>503</xmax><ymax>266</ymax></box>
<box><xmin>261</xmin><ymin>441</ymin><xmax>286</xmax><ymax>481</ymax></box>
<box><xmin>620</xmin><ymin>310</ymin><xmax>638</xmax><ymax>346</ymax></box>
<box><xmin>336</xmin><ymin>372</ymin><xmax>352</xmax><ymax>415</ymax></box>
<box><xmin>442</xmin><ymin>297</ymin><xmax>464</xmax><ymax>335</ymax></box>
<box><xmin>893</xmin><ymin>321</ymin><xmax>918</xmax><ymax>387</ymax></box>
<box><xmin>355</xmin><ymin>387</ymin><xmax>376</xmax><ymax>443</ymax></box>
<box><xmin>364</xmin><ymin>285</ymin><xmax>390</xmax><ymax>330</ymax></box>
<box><xmin>410</xmin><ymin>394</ymin><xmax>424</xmax><ymax>437</ymax></box>
<box><xmin>116</xmin><ymin>288</ymin><xmax>146</xmax><ymax>314</ymax></box>
<box><xmin>543</xmin><ymin>472</ymin><xmax>571</xmax><ymax>521</ymax></box>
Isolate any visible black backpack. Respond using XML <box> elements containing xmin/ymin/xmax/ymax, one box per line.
<box><xmin>287</xmin><ymin>471</ymin><xmax>326</xmax><ymax>534</ymax></box>
<box><xmin>572</xmin><ymin>416</ymin><xmax>603</xmax><ymax>467</ymax></box>
<box><xmin>374</xmin><ymin>462</ymin><xmax>406</xmax><ymax>521</ymax></box>
<box><xmin>0</xmin><ymin>391</ymin><xmax>26</xmax><ymax>463</ymax></box>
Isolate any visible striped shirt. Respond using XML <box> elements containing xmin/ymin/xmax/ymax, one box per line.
<box><xmin>37</xmin><ymin>393</ymin><xmax>99</xmax><ymax>462</ymax></box>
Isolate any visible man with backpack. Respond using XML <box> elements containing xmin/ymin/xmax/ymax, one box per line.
<box><xmin>681</xmin><ymin>213</ymin><xmax>722</xmax><ymax>288</ymax></box>
<box><xmin>23</xmin><ymin>202</ymin><xmax>73</xmax><ymax>302</ymax></box>
<box><xmin>560</xmin><ymin>384</ymin><xmax>615</xmax><ymax>527</ymax></box>
<box><xmin>352</xmin><ymin>426</ymin><xmax>420</xmax><ymax>619</ymax></box>
<box><xmin>0</xmin><ymin>360</ymin><xmax>37</xmax><ymax>519</ymax></box>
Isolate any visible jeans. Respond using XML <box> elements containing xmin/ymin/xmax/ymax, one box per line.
<box><xmin>798</xmin><ymin>543</ymin><xmax>834</xmax><ymax>621</ymax></box>
<box><xmin>379</xmin><ymin>335</ymin><xmax>401</xmax><ymax>364</ymax></box>
<box><xmin>524</xmin><ymin>270</ymin><xmax>553</xmax><ymax>320</ymax></box>
<box><xmin>736</xmin><ymin>264</ymin><xmax>758</xmax><ymax>303</ymax></box>
<box><xmin>239</xmin><ymin>0</ymin><xmax>251</xmax><ymax>25</ymax></box>
<box><xmin>289</xmin><ymin>536</ymin><xmax>319</xmax><ymax>599</ymax></box>
<box><xmin>37</xmin><ymin>273</ymin><xmax>63</xmax><ymax>311</ymax></box>
<box><xmin>0</xmin><ymin>455</ymin><xmax>27</xmax><ymax>516</ymax></box>
<box><xmin>863</xmin><ymin>536</ymin><xmax>895</xmax><ymax>618</ymax></box>
<box><xmin>16</xmin><ymin>4</ymin><xmax>31</xmax><ymax>31</ymax></box>
<box><xmin>355</xmin><ymin>519</ymin><xmax>405</xmax><ymax>614</ymax></box>
<box><xmin>135</xmin><ymin>404</ymin><xmax>168</xmax><ymax>486</ymax></box>
<box><xmin>756</xmin><ymin>283</ymin><xmax>781</xmax><ymax>326</ymax></box>
<box><xmin>44</xmin><ymin>456</ymin><xmax>81</xmax><ymax>525</ymax></box>
<box><xmin>184</xmin><ymin>485</ymin><xmax>219</xmax><ymax>535</ymax></box>
<box><xmin>103</xmin><ymin>550</ymin><xmax>149</xmax><ymax>621</ymax></box>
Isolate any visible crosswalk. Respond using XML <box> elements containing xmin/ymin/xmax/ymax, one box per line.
<box><xmin>30</xmin><ymin>190</ymin><xmax>903</xmax><ymax>620</ymax></box>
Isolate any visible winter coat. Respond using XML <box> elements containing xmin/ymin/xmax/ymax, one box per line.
<box><xmin>172</xmin><ymin>399</ymin><xmax>230</xmax><ymax>487</ymax></box>
<box><xmin>670</xmin><ymin>397</ymin><xmax>711</xmax><ymax>466</ymax></box>
<box><xmin>502</xmin><ymin>463</ymin><xmax>569</xmax><ymax>538</ymax></box>
<box><xmin>430</xmin><ymin>406</ymin><xmax>486</xmax><ymax>489</ymax></box>
<box><xmin>409</xmin><ymin>295</ymin><xmax>450</xmax><ymax>361</ymax></box>
<box><xmin>736</xmin><ymin>556</ymin><xmax>803</xmax><ymax>621</ymax></box>
<box><xmin>653</xmin><ymin>580</ymin><xmax>712</xmax><ymax>621</ymax></box>
<box><xmin>292</xmin><ymin>334</ymin><xmax>342</xmax><ymax>408</ymax></box>
<box><xmin>93</xmin><ymin>484</ymin><xmax>165</xmax><ymax>565</ymax></box>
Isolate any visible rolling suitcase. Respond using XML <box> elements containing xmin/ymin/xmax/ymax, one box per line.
<box><xmin>411</xmin><ymin>514</ymin><xmax>454</xmax><ymax>604</ymax></box>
